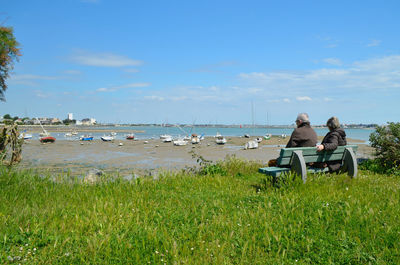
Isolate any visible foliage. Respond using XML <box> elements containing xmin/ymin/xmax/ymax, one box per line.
<box><xmin>369</xmin><ymin>122</ymin><xmax>400</xmax><ymax>172</ymax></box>
<box><xmin>0</xmin><ymin>167</ymin><xmax>399</xmax><ymax>264</ymax></box>
<box><xmin>0</xmin><ymin>124</ymin><xmax>23</xmax><ymax>166</ymax></box>
<box><xmin>0</xmin><ymin>26</ymin><xmax>21</xmax><ymax>101</ymax></box>
<box><xmin>3</xmin><ymin>114</ymin><xmax>11</xmax><ymax>120</ymax></box>
<box><xmin>359</xmin><ymin>159</ymin><xmax>400</xmax><ymax>176</ymax></box>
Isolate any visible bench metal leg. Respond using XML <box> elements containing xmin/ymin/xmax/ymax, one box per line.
<box><xmin>342</xmin><ymin>147</ymin><xmax>358</xmax><ymax>178</ymax></box>
<box><xmin>291</xmin><ymin>150</ymin><xmax>307</xmax><ymax>183</ymax></box>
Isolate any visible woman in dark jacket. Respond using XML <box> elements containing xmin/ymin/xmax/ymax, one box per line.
<box><xmin>316</xmin><ymin>116</ymin><xmax>347</xmax><ymax>172</ymax></box>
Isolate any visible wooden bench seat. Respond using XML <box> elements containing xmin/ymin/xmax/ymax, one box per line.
<box><xmin>259</xmin><ymin>145</ymin><xmax>358</xmax><ymax>183</ymax></box>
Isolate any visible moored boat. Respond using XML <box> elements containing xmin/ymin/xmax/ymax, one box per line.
<box><xmin>101</xmin><ymin>135</ymin><xmax>114</xmax><ymax>141</ymax></box>
<box><xmin>173</xmin><ymin>139</ymin><xmax>188</xmax><ymax>146</ymax></box>
<box><xmin>126</xmin><ymin>133</ymin><xmax>135</xmax><ymax>140</ymax></box>
<box><xmin>80</xmin><ymin>135</ymin><xmax>94</xmax><ymax>141</ymax></box>
<box><xmin>40</xmin><ymin>136</ymin><xmax>56</xmax><ymax>143</ymax></box>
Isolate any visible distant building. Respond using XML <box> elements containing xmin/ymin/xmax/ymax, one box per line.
<box><xmin>67</xmin><ymin>113</ymin><xmax>73</xmax><ymax>120</ymax></box>
<box><xmin>51</xmin><ymin>118</ymin><xmax>61</xmax><ymax>124</ymax></box>
<box><xmin>81</xmin><ymin>118</ymin><xmax>96</xmax><ymax>126</ymax></box>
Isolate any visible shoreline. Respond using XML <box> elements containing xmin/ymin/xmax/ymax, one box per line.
<box><xmin>17</xmin><ymin>135</ymin><xmax>374</xmax><ymax>177</ymax></box>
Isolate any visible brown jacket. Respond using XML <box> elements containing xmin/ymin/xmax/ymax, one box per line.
<box><xmin>286</xmin><ymin>122</ymin><xmax>317</xmax><ymax>148</ymax></box>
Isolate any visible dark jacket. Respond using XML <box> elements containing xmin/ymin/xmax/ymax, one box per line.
<box><xmin>321</xmin><ymin>128</ymin><xmax>347</xmax><ymax>172</ymax></box>
<box><xmin>286</xmin><ymin>122</ymin><xmax>318</xmax><ymax>148</ymax></box>
<box><xmin>321</xmin><ymin>128</ymin><xmax>347</xmax><ymax>151</ymax></box>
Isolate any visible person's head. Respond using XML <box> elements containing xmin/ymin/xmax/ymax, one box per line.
<box><xmin>326</xmin><ymin>116</ymin><xmax>340</xmax><ymax>131</ymax></box>
<box><xmin>295</xmin><ymin>113</ymin><xmax>310</xmax><ymax>127</ymax></box>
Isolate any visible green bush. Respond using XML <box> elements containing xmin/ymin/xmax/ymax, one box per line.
<box><xmin>369</xmin><ymin>122</ymin><xmax>400</xmax><ymax>174</ymax></box>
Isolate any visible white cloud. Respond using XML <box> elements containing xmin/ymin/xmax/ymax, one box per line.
<box><xmin>283</xmin><ymin>98</ymin><xmax>290</xmax><ymax>103</ymax></box>
<box><xmin>296</xmin><ymin>96</ymin><xmax>312</xmax><ymax>101</ymax></box>
<box><xmin>97</xmin><ymin>87</ymin><xmax>116</xmax><ymax>92</ymax></box>
<box><xmin>71</xmin><ymin>51</ymin><xmax>142</xmax><ymax>67</ymax></box>
<box><xmin>96</xmin><ymin>82</ymin><xmax>150</xmax><ymax>92</ymax></box>
<box><xmin>323</xmin><ymin>58</ymin><xmax>342</xmax><ymax>66</ymax></box>
<box><xmin>238</xmin><ymin>55</ymin><xmax>400</xmax><ymax>98</ymax></box>
<box><xmin>10</xmin><ymin>74</ymin><xmax>59</xmax><ymax>81</ymax></box>
<box><xmin>323</xmin><ymin>97</ymin><xmax>333</xmax><ymax>101</ymax></box>
<box><xmin>367</xmin><ymin>39</ymin><xmax>381</xmax><ymax>47</ymax></box>
<box><xmin>34</xmin><ymin>90</ymin><xmax>50</xmax><ymax>98</ymax></box>
<box><xmin>144</xmin><ymin>95</ymin><xmax>164</xmax><ymax>101</ymax></box>
<box><xmin>170</xmin><ymin>96</ymin><xmax>187</xmax><ymax>101</ymax></box>
<box><xmin>64</xmin><ymin>70</ymin><xmax>82</xmax><ymax>75</ymax></box>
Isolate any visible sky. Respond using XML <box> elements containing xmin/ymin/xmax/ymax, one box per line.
<box><xmin>1</xmin><ymin>0</ymin><xmax>400</xmax><ymax>125</ymax></box>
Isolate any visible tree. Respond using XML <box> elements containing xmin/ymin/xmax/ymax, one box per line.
<box><xmin>3</xmin><ymin>113</ymin><xmax>11</xmax><ymax>120</ymax></box>
<box><xmin>369</xmin><ymin>122</ymin><xmax>400</xmax><ymax>170</ymax></box>
<box><xmin>0</xmin><ymin>26</ymin><xmax>21</xmax><ymax>101</ymax></box>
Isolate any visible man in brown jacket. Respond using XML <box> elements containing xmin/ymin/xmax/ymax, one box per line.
<box><xmin>286</xmin><ymin>113</ymin><xmax>317</xmax><ymax>148</ymax></box>
<box><xmin>268</xmin><ymin>113</ymin><xmax>317</xmax><ymax>166</ymax></box>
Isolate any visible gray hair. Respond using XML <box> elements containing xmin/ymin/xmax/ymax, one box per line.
<box><xmin>296</xmin><ymin>113</ymin><xmax>310</xmax><ymax>123</ymax></box>
<box><xmin>326</xmin><ymin>116</ymin><xmax>340</xmax><ymax>130</ymax></box>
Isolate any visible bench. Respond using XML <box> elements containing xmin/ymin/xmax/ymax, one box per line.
<box><xmin>259</xmin><ymin>145</ymin><xmax>358</xmax><ymax>183</ymax></box>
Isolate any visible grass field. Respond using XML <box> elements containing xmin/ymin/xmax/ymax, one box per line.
<box><xmin>1</xmin><ymin>157</ymin><xmax>399</xmax><ymax>264</ymax></box>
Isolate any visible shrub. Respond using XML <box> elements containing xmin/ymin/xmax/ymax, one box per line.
<box><xmin>369</xmin><ymin>122</ymin><xmax>400</xmax><ymax>173</ymax></box>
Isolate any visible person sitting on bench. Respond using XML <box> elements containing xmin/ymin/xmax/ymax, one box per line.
<box><xmin>286</xmin><ymin>113</ymin><xmax>318</xmax><ymax>148</ymax></box>
<box><xmin>316</xmin><ymin>116</ymin><xmax>347</xmax><ymax>172</ymax></box>
<box><xmin>268</xmin><ymin>113</ymin><xmax>317</xmax><ymax>166</ymax></box>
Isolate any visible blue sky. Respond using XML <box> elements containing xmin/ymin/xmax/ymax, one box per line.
<box><xmin>1</xmin><ymin>0</ymin><xmax>400</xmax><ymax>125</ymax></box>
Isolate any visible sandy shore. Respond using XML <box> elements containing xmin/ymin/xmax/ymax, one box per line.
<box><xmin>17</xmin><ymin>135</ymin><xmax>374</xmax><ymax>176</ymax></box>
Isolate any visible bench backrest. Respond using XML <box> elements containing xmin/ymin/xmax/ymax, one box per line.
<box><xmin>276</xmin><ymin>145</ymin><xmax>358</xmax><ymax>166</ymax></box>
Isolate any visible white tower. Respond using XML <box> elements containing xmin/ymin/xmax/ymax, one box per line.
<box><xmin>67</xmin><ymin>113</ymin><xmax>73</xmax><ymax>120</ymax></box>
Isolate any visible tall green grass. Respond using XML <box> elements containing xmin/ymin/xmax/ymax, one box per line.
<box><xmin>1</xmin><ymin>158</ymin><xmax>399</xmax><ymax>264</ymax></box>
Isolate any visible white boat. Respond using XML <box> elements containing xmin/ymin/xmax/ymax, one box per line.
<box><xmin>110</xmin><ymin>132</ymin><xmax>117</xmax><ymax>136</ymax></box>
<box><xmin>161</xmin><ymin>135</ymin><xmax>173</xmax><ymax>142</ymax></box>
<box><xmin>255</xmin><ymin>137</ymin><xmax>263</xmax><ymax>143</ymax></box>
<box><xmin>19</xmin><ymin>132</ymin><xmax>33</xmax><ymax>140</ymax></box>
<box><xmin>71</xmin><ymin>131</ymin><xmax>78</xmax><ymax>135</ymax></box>
<box><xmin>65</xmin><ymin>132</ymin><xmax>73</xmax><ymax>137</ymax></box>
<box><xmin>215</xmin><ymin>135</ymin><xmax>227</xmax><ymax>145</ymax></box>
<box><xmin>264</xmin><ymin>133</ymin><xmax>272</xmax><ymax>140</ymax></box>
<box><xmin>160</xmin><ymin>134</ymin><xmax>172</xmax><ymax>140</ymax></box>
<box><xmin>173</xmin><ymin>139</ymin><xmax>188</xmax><ymax>146</ymax></box>
<box><xmin>191</xmin><ymin>134</ymin><xmax>200</xmax><ymax>144</ymax></box>
<box><xmin>244</xmin><ymin>140</ymin><xmax>258</xmax><ymax>150</ymax></box>
<box><xmin>101</xmin><ymin>135</ymin><xmax>114</xmax><ymax>141</ymax></box>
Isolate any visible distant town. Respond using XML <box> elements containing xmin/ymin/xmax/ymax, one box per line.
<box><xmin>0</xmin><ymin>112</ymin><xmax>378</xmax><ymax>129</ymax></box>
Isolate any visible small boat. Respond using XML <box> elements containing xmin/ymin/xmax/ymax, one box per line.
<box><xmin>173</xmin><ymin>139</ymin><xmax>188</xmax><ymax>146</ymax></box>
<box><xmin>101</xmin><ymin>135</ymin><xmax>114</xmax><ymax>141</ymax></box>
<box><xmin>162</xmin><ymin>135</ymin><xmax>173</xmax><ymax>142</ymax></box>
<box><xmin>264</xmin><ymin>134</ymin><xmax>272</xmax><ymax>140</ymax></box>
<box><xmin>19</xmin><ymin>132</ymin><xmax>33</xmax><ymax>140</ymax></box>
<box><xmin>40</xmin><ymin>136</ymin><xmax>56</xmax><ymax>143</ymax></box>
<box><xmin>80</xmin><ymin>135</ymin><xmax>93</xmax><ymax>141</ymax></box>
<box><xmin>215</xmin><ymin>135</ymin><xmax>227</xmax><ymax>145</ymax></box>
<box><xmin>191</xmin><ymin>134</ymin><xmax>200</xmax><ymax>144</ymax></box>
<box><xmin>110</xmin><ymin>132</ymin><xmax>117</xmax><ymax>136</ymax></box>
<box><xmin>255</xmin><ymin>137</ymin><xmax>263</xmax><ymax>143</ymax></box>
<box><xmin>126</xmin><ymin>133</ymin><xmax>135</xmax><ymax>140</ymax></box>
<box><xmin>160</xmin><ymin>134</ymin><xmax>172</xmax><ymax>140</ymax></box>
<box><xmin>244</xmin><ymin>140</ymin><xmax>258</xmax><ymax>150</ymax></box>
<box><xmin>65</xmin><ymin>132</ymin><xmax>73</xmax><ymax>137</ymax></box>
<box><xmin>244</xmin><ymin>134</ymin><xmax>250</xmax><ymax>138</ymax></box>
<box><xmin>71</xmin><ymin>131</ymin><xmax>78</xmax><ymax>135</ymax></box>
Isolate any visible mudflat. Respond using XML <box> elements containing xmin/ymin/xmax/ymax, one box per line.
<box><xmin>17</xmin><ymin>135</ymin><xmax>373</xmax><ymax>176</ymax></box>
